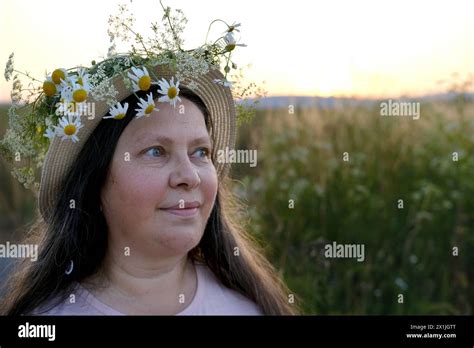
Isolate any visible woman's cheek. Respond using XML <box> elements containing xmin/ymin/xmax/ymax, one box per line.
<box><xmin>201</xmin><ymin>165</ymin><xmax>218</xmax><ymax>215</ymax></box>
<box><xmin>110</xmin><ymin>163</ymin><xmax>166</xmax><ymax>216</ymax></box>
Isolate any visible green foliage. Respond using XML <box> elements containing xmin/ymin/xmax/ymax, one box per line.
<box><xmin>234</xmin><ymin>99</ymin><xmax>474</xmax><ymax>314</ymax></box>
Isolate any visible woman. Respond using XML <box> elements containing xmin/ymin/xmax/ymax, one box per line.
<box><xmin>1</xmin><ymin>68</ymin><xmax>297</xmax><ymax>315</ymax></box>
<box><xmin>0</xmin><ymin>3</ymin><xmax>297</xmax><ymax>315</ymax></box>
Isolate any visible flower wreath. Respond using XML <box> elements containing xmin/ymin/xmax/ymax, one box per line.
<box><xmin>1</xmin><ymin>1</ymin><xmax>265</xmax><ymax>190</ymax></box>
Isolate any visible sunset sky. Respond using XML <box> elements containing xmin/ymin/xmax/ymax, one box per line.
<box><xmin>0</xmin><ymin>0</ymin><xmax>473</xmax><ymax>101</ymax></box>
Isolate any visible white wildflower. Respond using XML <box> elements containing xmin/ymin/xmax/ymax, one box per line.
<box><xmin>135</xmin><ymin>92</ymin><xmax>158</xmax><ymax>118</ymax></box>
<box><xmin>223</xmin><ymin>32</ymin><xmax>247</xmax><ymax>52</ymax></box>
<box><xmin>213</xmin><ymin>79</ymin><xmax>234</xmax><ymax>88</ymax></box>
<box><xmin>44</xmin><ymin>127</ymin><xmax>57</xmax><ymax>140</ymax></box>
<box><xmin>128</xmin><ymin>66</ymin><xmax>152</xmax><ymax>92</ymax></box>
<box><xmin>103</xmin><ymin>102</ymin><xmax>129</xmax><ymax>120</ymax></box>
<box><xmin>224</xmin><ymin>22</ymin><xmax>241</xmax><ymax>34</ymax></box>
<box><xmin>157</xmin><ymin>77</ymin><xmax>181</xmax><ymax>107</ymax></box>
<box><xmin>4</xmin><ymin>53</ymin><xmax>14</xmax><ymax>81</ymax></box>
<box><xmin>54</xmin><ymin>114</ymin><xmax>84</xmax><ymax>142</ymax></box>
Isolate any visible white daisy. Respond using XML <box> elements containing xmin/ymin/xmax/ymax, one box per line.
<box><xmin>54</xmin><ymin>114</ymin><xmax>83</xmax><ymax>142</ymax></box>
<box><xmin>42</xmin><ymin>76</ymin><xmax>58</xmax><ymax>97</ymax></box>
<box><xmin>224</xmin><ymin>22</ymin><xmax>241</xmax><ymax>34</ymax></box>
<box><xmin>75</xmin><ymin>68</ymin><xmax>91</xmax><ymax>90</ymax></box>
<box><xmin>59</xmin><ymin>78</ymin><xmax>74</xmax><ymax>102</ymax></box>
<box><xmin>43</xmin><ymin>127</ymin><xmax>57</xmax><ymax>140</ymax></box>
<box><xmin>103</xmin><ymin>102</ymin><xmax>129</xmax><ymax>120</ymax></box>
<box><xmin>223</xmin><ymin>32</ymin><xmax>247</xmax><ymax>52</ymax></box>
<box><xmin>51</xmin><ymin>68</ymin><xmax>68</xmax><ymax>85</ymax></box>
<box><xmin>135</xmin><ymin>93</ymin><xmax>159</xmax><ymax>118</ymax></box>
<box><xmin>44</xmin><ymin>68</ymin><xmax>71</xmax><ymax>96</ymax></box>
<box><xmin>213</xmin><ymin>79</ymin><xmax>234</xmax><ymax>88</ymax></box>
<box><xmin>71</xmin><ymin>81</ymin><xmax>89</xmax><ymax>103</ymax></box>
<box><xmin>157</xmin><ymin>77</ymin><xmax>181</xmax><ymax>107</ymax></box>
<box><xmin>128</xmin><ymin>66</ymin><xmax>152</xmax><ymax>92</ymax></box>
<box><xmin>60</xmin><ymin>80</ymin><xmax>90</xmax><ymax>104</ymax></box>
<box><xmin>45</xmin><ymin>116</ymin><xmax>54</xmax><ymax>128</ymax></box>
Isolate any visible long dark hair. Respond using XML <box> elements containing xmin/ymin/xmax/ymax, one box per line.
<box><xmin>1</xmin><ymin>86</ymin><xmax>298</xmax><ymax>315</ymax></box>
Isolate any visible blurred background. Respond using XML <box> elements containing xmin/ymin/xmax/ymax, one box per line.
<box><xmin>1</xmin><ymin>0</ymin><xmax>473</xmax><ymax>314</ymax></box>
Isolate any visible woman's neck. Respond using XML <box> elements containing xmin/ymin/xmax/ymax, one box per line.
<box><xmin>84</xmin><ymin>249</ymin><xmax>197</xmax><ymax>315</ymax></box>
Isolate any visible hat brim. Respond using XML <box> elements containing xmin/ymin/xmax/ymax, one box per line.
<box><xmin>38</xmin><ymin>64</ymin><xmax>236</xmax><ymax>221</ymax></box>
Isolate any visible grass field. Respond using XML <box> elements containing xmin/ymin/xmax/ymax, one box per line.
<box><xmin>233</xmin><ymin>97</ymin><xmax>474</xmax><ymax>314</ymax></box>
<box><xmin>0</xmin><ymin>105</ymin><xmax>36</xmax><ymax>239</ymax></box>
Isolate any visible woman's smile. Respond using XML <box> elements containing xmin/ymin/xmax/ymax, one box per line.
<box><xmin>160</xmin><ymin>206</ymin><xmax>199</xmax><ymax>218</ymax></box>
<box><xmin>160</xmin><ymin>200</ymin><xmax>201</xmax><ymax>218</ymax></box>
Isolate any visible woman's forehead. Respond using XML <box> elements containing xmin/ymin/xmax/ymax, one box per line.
<box><xmin>133</xmin><ymin>133</ymin><xmax>212</xmax><ymax>147</ymax></box>
<box><xmin>123</xmin><ymin>101</ymin><xmax>211</xmax><ymax>144</ymax></box>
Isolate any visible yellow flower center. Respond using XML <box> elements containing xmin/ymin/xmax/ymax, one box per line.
<box><xmin>73</xmin><ymin>89</ymin><xmax>87</xmax><ymax>103</ymax></box>
<box><xmin>52</xmin><ymin>69</ymin><xmax>66</xmax><ymax>84</ymax></box>
<box><xmin>145</xmin><ymin>104</ymin><xmax>155</xmax><ymax>115</ymax></box>
<box><xmin>115</xmin><ymin>113</ymin><xmax>126</xmax><ymax>120</ymax></box>
<box><xmin>36</xmin><ymin>125</ymin><xmax>43</xmax><ymax>134</ymax></box>
<box><xmin>167</xmin><ymin>87</ymin><xmax>177</xmax><ymax>99</ymax></box>
<box><xmin>64</xmin><ymin>124</ymin><xmax>76</xmax><ymax>136</ymax></box>
<box><xmin>138</xmin><ymin>75</ymin><xmax>151</xmax><ymax>91</ymax></box>
<box><xmin>43</xmin><ymin>81</ymin><xmax>57</xmax><ymax>97</ymax></box>
<box><xmin>77</xmin><ymin>77</ymin><xmax>84</xmax><ymax>86</ymax></box>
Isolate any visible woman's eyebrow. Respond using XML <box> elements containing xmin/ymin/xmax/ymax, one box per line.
<box><xmin>189</xmin><ymin>136</ymin><xmax>212</xmax><ymax>147</ymax></box>
<box><xmin>134</xmin><ymin>134</ymin><xmax>173</xmax><ymax>146</ymax></box>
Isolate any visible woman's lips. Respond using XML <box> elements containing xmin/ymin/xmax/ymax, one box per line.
<box><xmin>160</xmin><ymin>201</ymin><xmax>201</xmax><ymax>218</ymax></box>
<box><xmin>160</xmin><ymin>207</ymin><xmax>199</xmax><ymax>217</ymax></box>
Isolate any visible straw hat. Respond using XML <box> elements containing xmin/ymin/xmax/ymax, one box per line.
<box><xmin>38</xmin><ymin>64</ymin><xmax>236</xmax><ymax>221</ymax></box>
<box><xmin>0</xmin><ymin>3</ymin><xmax>254</xmax><ymax>222</ymax></box>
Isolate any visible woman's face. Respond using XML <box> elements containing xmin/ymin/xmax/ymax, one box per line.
<box><xmin>100</xmin><ymin>97</ymin><xmax>218</xmax><ymax>258</ymax></box>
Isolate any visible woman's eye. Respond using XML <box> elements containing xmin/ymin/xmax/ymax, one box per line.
<box><xmin>193</xmin><ymin>147</ymin><xmax>210</xmax><ymax>159</ymax></box>
<box><xmin>145</xmin><ymin>146</ymin><xmax>164</xmax><ymax>158</ymax></box>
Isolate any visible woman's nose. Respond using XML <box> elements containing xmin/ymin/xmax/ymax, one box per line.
<box><xmin>169</xmin><ymin>156</ymin><xmax>201</xmax><ymax>189</ymax></box>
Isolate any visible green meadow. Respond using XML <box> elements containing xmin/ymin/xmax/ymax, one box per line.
<box><xmin>234</xmin><ymin>96</ymin><xmax>474</xmax><ymax>315</ymax></box>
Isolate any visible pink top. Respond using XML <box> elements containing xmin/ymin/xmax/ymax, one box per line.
<box><xmin>31</xmin><ymin>263</ymin><xmax>263</xmax><ymax>315</ymax></box>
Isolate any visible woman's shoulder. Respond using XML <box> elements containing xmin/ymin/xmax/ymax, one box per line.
<box><xmin>28</xmin><ymin>282</ymin><xmax>119</xmax><ymax>315</ymax></box>
<box><xmin>179</xmin><ymin>263</ymin><xmax>263</xmax><ymax>316</ymax></box>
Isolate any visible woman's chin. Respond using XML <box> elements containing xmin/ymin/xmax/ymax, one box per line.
<box><xmin>153</xmin><ymin>228</ymin><xmax>202</xmax><ymax>254</ymax></box>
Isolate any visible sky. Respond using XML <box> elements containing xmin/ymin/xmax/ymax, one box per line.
<box><xmin>0</xmin><ymin>0</ymin><xmax>473</xmax><ymax>101</ymax></box>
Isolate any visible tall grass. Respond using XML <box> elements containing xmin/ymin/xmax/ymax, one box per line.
<box><xmin>234</xmin><ymin>99</ymin><xmax>474</xmax><ymax>314</ymax></box>
<box><xmin>0</xmin><ymin>105</ymin><xmax>36</xmax><ymax>241</ymax></box>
